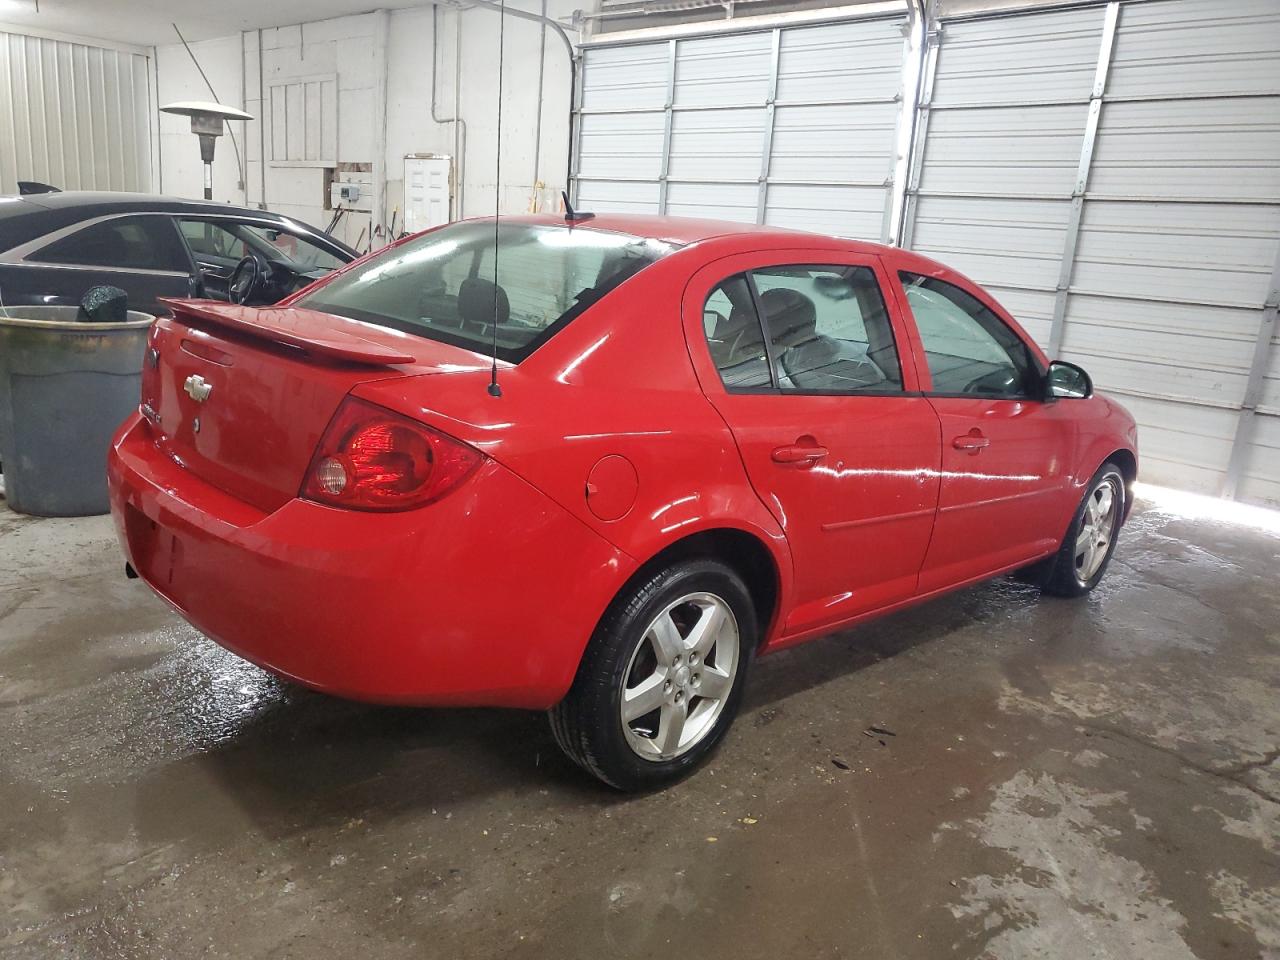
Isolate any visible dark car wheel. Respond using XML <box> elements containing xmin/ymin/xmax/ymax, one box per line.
<box><xmin>1041</xmin><ymin>462</ymin><xmax>1126</xmax><ymax>598</ymax></box>
<box><xmin>549</xmin><ymin>558</ymin><xmax>756</xmax><ymax>791</ymax></box>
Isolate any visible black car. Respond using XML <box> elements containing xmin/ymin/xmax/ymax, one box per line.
<box><xmin>0</xmin><ymin>192</ymin><xmax>358</xmax><ymax>315</ymax></box>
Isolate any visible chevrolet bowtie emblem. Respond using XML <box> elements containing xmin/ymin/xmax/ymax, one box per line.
<box><xmin>184</xmin><ymin>374</ymin><xmax>213</xmax><ymax>402</ymax></box>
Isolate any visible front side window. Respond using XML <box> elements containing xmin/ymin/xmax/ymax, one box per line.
<box><xmin>899</xmin><ymin>272</ymin><xmax>1038</xmax><ymax>397</ymax></box>
<box><xmin>179</xmin><ymin>219</ymin><xmax>345</xmax><ymax>274</ymax></box>
<box><xmin>32</xmin><ymin>215</ymin><xmax>189</xmax><ymax>272</ymax></box>
<box><xmin>298</xmin><ymin>221</ymin><xmax>674</xmax><ymax>362</ymax></box>
<box><xmin>752</xmin><ymin>265</ymin><xmax>903</xmax><ymax>393</ymax></box>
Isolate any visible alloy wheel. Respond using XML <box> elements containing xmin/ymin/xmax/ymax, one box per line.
<box><xmin>620</xmin><ymin>592</ymin><xmax>740</xmax><ymax>762</ymax></box>
<box><xmin>1075</xmin><ymin>475</ymin><xmax>1122</xmax><ymax>583</ymax></box>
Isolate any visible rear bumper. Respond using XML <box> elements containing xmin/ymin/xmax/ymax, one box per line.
<box><xmin>107</xmin><ymin>414</ymin><xmax>635</xmax><ymax>709</ymax></box>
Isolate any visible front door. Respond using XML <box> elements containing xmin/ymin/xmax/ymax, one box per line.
<box><xmin>685</xmin><ymin>252</ymin><xmax>942</xmax><ymax>642</ymax></box>
<box><xmin>891</xmin><ymin>270</ymin><xmax>1078</xmax><ymax>592</ymax></box>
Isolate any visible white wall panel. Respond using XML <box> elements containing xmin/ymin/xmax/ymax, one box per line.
<box><xmin>764</xmin><ymin>183</ymin><xmax>886</xmax><ymax>241</ymax></box>
<box><xmin>903</xmin><ymin>0</ymin><xmax>1280</xmax><ymax>505</ymax></box>
<box><xmin>768</xmin><ymin>102</ymin><xmax>898</xmax><ymax>184</ymax></box>
<box><xmin>667</xmin><ymin>108</ymin><xmax>764</xmax><ymax>181</ymax></box>
<box><xmin>665</xmin><ymin>181</ymin><xmax>757</xmax><ymax>222</ymax></box>
<box><xmin>576</xmin><ymin>111</ymin><xmax>665</xmax><ymax>181</ymax></box>
<box><xmin>915</xmin><ymin>104</ymin><xmax>1086</xmax><ymax>199</ymax></box>
<box><xmin>775</xmin><ymin>19</ymin><xmax>902</xmax><ymax>103</ymax></box>
<box><xmin>672</xmin><ymin>32</ymin><xmax>771</xmax><ymax>108</ymax></box>
<box><xmin>1088</xmin><ymin>98</ymin><xmax>1280</xmax><ymax>203</ymax></box>
<box><xmin>0</xmin><ymin>30</ymin><xmax>150</xmax><ymax>194</ymax></box>
<box><xmin>576</xmin><ymin>15</ymin><xmax>906</xmax><ymax>235</ymax></box>
<box><xmin>928</xmin><ymin>7</ymin><xmax>1102</xmax><ymax>107</ymax></box>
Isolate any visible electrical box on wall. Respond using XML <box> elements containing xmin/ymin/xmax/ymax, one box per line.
<box><xmin>404</xmin><ymin>155</ymin><xmax>452</xmax><ymax>233</ymax></box>
<box><xmin>330</xmin><ymin>182</ymin><xmax>362</xmax><ymax>207</ymax></box>
<box><xmin>325</xmin><ymin>163</ymin><xmax>374</xmax><ymax>213</ymax></box>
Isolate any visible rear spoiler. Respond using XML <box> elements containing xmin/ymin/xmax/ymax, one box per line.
<box><xmin>160</xmin><ymin>299</ymin><xmax>416</xmax><ymax>366</ymax></box>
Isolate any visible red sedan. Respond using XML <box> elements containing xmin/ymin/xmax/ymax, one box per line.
<box><xmin>108</xmin><ymin>214</ymin><xmax>1137</xmax><ymax>790</ymax></box>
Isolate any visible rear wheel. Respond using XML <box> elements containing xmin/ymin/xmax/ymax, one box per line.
<box><xmin>1042</xmin><ymin>462</ymin><xmax>1126</xmax><ymax>597</ymax></box>
<box><xmin>549</xmin><ymin>558</ymin><xmax>755</xmax><ymax>790</ymax></box>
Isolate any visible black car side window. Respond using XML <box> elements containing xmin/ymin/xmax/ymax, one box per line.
<box><xmin>32</xmin><ymin>216</ymin><xmax>190</xmax><ymax>273</ymax></box>
<box><xmin>899</xmin><ymin>272</ymin><xmax>1039</xmax><ymax>398</ymax></box>
<box><xmin>703</xmin><ymin>274</ymin><xmax>773</xmax><ymax>390</ymax></box>
<box><xmin>749</xmin><ymin>265</ymin><xmax>904</xmax><ymax>394</ymax></box>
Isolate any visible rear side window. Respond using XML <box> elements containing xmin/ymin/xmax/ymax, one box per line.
<box><xmin>751</xmin><ymin>265</ymin><xmax>902</xmax><ymax>393</ymax></box>
<box><xmin>32</xmin><ymin>215</ymin><xmax>190</xmax><ymax>272</ymax></box>
<box><xmin>898</xmin><ymin>272</ymin><xmax>1038</xmax><ymax>397</ymax></box>
<box><xmin>702</xmin><ymin>264</ymin><xmax>904</xmax><ymax>394</ymax></box>
<box><xmin>298</xmin><ymin>221</ymin><xmax>675</xmax><ymax>363</ymax></box>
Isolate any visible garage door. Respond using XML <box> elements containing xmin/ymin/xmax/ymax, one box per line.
<box><xmin>573</xmin><ymin>13</ymin><xmax>908</xmax><ymax>240</ymax></box>
<box><xmin>0</xmin><ymin>30</ymin><xmax>152</xmax><ymax>194</ymax></box>
<box><xmin>903</xmin><ymin>0</ymin><xmax>1280</xmax><ymax>503</ymax></box>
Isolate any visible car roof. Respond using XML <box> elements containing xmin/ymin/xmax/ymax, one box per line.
<box><xmin>9</xmin><ymin>190</ymin><xmax>272</xmax><ymax>217</ymax></box>
<box><xmin>0</xmin><ymin>191</ymin><xmax>351</xmax><ymax>255</ymax></box>
<box><xmin>498</xmin><ymin>212</ymin><xmax>892</xmax><ymax>254</ymax></box>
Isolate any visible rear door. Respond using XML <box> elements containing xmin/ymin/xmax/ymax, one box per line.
<box><xmin>685</xmin><ymin>250</ymin><xmax>942</xmax><ymax>641</ymax></box>
<box><xmin>891</xmin><ymin>269</ymin><xmax>1079</xmax><ymax>591</ymax></box>
<box><xmin>13</xmin><ymin>213</ymin><xmax>196</xmax><ymax>313</ymax></box>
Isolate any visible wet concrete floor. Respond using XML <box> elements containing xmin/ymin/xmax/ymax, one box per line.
<box><xmin>1</xmin><ymin>497</ymin><xmax>1277</xmax><ymax>959</ymax></box>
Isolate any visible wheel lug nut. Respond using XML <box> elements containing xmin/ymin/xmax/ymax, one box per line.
<box><xmin>693</xmin><ymin>673</ymin><xmax>700</xmax><ymax>685</ymax></box>
<box><xmin>664</xmin><ymin>680</ymin><xmax>672</xmax><ymax>693</ymax></box>
<box><xmin>672</xmin><ymin>654</ymin><xmax>681</xmax><ymax>665</ymax></box>
<box><xmin>689</xmin><ymin>653</ymin><xmax>698</xmax><ymax>665</ymax></box>
<box><xmin>674</xmin><ymin>691</ymin><xmax>683</xmax><ymax>703</ymax></box>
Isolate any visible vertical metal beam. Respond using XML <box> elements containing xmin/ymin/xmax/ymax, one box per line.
<box><xmin>657</xmin><ymin>38</ymin><xmax>677</xmax><ymax>214</ymax></box>
<box><xmin>568</xmin><ymin>50</ymin><xmax>586</xmax><ymax>206</ymax></box>
<box><xmin>898</xmin><ymin>19</ymin><xmax>940</xmax><ymax>250</ymax></box>
<box><xmin>1046</xmin><ymin>0</ymin><xmax>1120</xmax><ymax>359</ymax></box>
<box><xmin>1222</xmin><ymin>251</ymin><xmax>1280</xmax><ymax>500</ymax></box>
<box><xmin>756</xmin><ymin>28</ymin><xmax>782</xmax><ymax>224</ymax></box>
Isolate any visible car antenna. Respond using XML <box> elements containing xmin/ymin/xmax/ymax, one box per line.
<box><xmin>486</xmin><ymin>0</ymin><xmax>507</xmax><ymax>399</ymax></box>
<box><xmin>562</xmin><ymin>190</ymin><xmax>595</xmax><ymax>224</ymax></box>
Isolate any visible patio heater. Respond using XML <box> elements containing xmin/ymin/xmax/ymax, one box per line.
<box><xmin>158</xmin><ymin>101</ymin><xmax>253</xmax><ymax>200</ymax></box>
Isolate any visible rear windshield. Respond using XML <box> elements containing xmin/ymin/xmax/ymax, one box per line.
<box><xmin>297</xmin><ymin>220</ymin><xmax>676</xmax><ymax>362</ymax></box>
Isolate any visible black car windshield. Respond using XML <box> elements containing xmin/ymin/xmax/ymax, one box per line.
<box><xmin>297</xmin><ymin>220</ymin><xmax>676</xmax><ymax>362</ymax></box>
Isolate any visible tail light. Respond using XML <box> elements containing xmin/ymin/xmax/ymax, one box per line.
<box><xmin>302</xmin><ymin>397</ymin><xmax>483</xmax><ymax>511</ymax></box>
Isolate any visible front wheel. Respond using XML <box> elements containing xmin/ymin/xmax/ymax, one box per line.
<box><xmin>1042</xmin><ymin>462</ymin><xmax>1126</xmax><ymax>597</ymax></box>
<box><xmin>549</xmin><ymin>558</ymin><xmax>756</xmax><ymax>791</ymax></box>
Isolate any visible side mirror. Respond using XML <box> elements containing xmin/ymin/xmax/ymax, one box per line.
<box><xmin>1046</xmin><ymin>360</ymin><xmax>1092</xmax><ymax>399</ymax></box>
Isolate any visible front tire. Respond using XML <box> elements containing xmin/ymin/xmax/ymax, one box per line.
<box><xmin>1042</xmin><ymin>462</ymin><xmax>1126</xmax><ymax>597</ymax></box>
<box><xmin>549</xmin><ymin>558</ymin><xmax>756</xmax><ymax>791</ymax></box>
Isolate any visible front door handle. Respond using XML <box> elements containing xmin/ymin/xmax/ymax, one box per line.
<box><xmin>952</xmin><ymin>429</ymin><xmax>990</xmax><ymax>454</ymax></box>
<box><xmin>771</xmin><ymin>440</ymin><xmax>829</xmax><ymax>467</ymax></box>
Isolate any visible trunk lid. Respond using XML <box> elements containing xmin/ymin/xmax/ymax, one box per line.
<box><xmin>144</xmin><ymin>299</ymin><xmax>487</xmax><ymax>512</ymax></box>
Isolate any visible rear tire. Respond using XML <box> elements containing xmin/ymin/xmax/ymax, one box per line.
<box><xmin>549</xmin><ymin>558</ymin><xmax>756</xmax><ymax>791</ymax></box>
<box><xmin>1042</xmin><ymin>462</ymin><xmax>1126</xmax><ymax>598</ymax></box>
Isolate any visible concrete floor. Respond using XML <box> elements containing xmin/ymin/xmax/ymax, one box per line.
<box><xmin>1</xmin><ymin>497</ymin><xmax>1277</xmax><ymax>960</ymax></box>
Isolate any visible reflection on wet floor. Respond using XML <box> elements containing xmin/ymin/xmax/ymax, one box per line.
<box><xmin>0</xmin><ymin>499</ymin><xmax>1277</xmax><ymax>959</ymax></box>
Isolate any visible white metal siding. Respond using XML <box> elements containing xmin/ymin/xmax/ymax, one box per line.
<box><xmin>576</xmin><ymin>15</ymin><xmax>907</xmax><ymax>239</ymax></box>
<box><xmin>904</xmin><ymin>0</ymin><xmax>1280</xmax><ymax>504</ymax></box>
<box><xmin>907</xmin><ymin>6</ymin><xmax>1102</xmax><ymax>351</ymax></box>
<box><xmin>0</xmin><ymin>31</ymin><xmax>151</xmax><ymax>194</ymax></box>
<box><xmin>1065</xmin><ymin>0</ymin><xmax>1280</xmax><ymax>502</ymax></box>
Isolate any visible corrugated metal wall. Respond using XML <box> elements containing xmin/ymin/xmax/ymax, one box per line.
<box><xmin>903</xmin><ymin>0</ymin><xmax>1280</xmax><ymax>504</ymax></box>
<box><xmin>0</xmin><ymin>30</ymin><xmax>152</xmax><ymax>195</ymax></box>
<box><xmin>574</xmin><ymin>0</ymin><xmax>1280</xmax><ymax>505</ymax></box>
<box><xmin>574</xmin><ymin>13</ymin><xmax>908</xmax><ymax>240</ymax></box>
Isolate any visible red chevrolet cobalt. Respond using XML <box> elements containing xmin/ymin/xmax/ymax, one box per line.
<box><xmin>108</xmin><ymin>214</ymin><xmax>1137</xmax><ymax>789</ymax></box>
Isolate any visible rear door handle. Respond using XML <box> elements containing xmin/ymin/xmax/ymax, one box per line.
<box><xmin>771</xmin><ymin>442</ymin><xmax>829</xmax><ymax>467</ymax></box>
<box><xmin>952</xmin><ymin>430</ymin><xmax>990</xmax><ymax>453</ymax></box>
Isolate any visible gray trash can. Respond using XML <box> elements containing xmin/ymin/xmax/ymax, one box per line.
<box><xmin>0</xmin><ymin>307</ymin><xmax>154</xmax><ymax>516</ymax></box>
